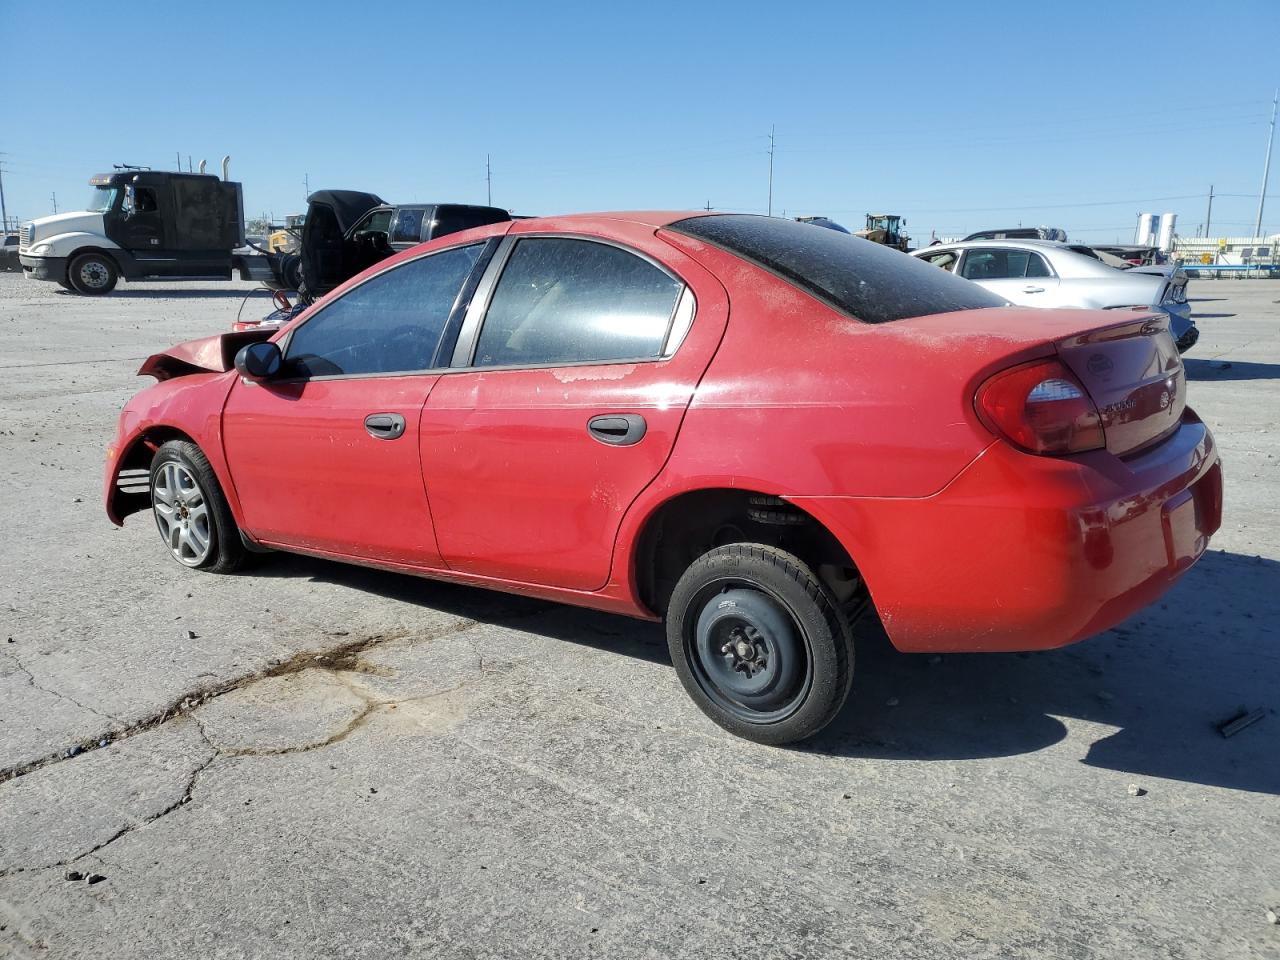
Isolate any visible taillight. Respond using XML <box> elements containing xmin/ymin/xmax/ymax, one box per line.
<box><xmin>976</xmin><ymin>358</ymin><xmax>1105</xmax><ymax>455</ymax></box>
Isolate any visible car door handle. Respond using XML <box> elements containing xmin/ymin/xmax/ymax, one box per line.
<box><xmin>587</xmin><ymin>414</ymin><xmax>647</xmax><ymax>446</ymax></box>
<box><xmin>364</xmin><ymin>413</ymin><xmax>406</xmax><ymax>440</ymax></box>
<box><xmin>1023</xmin><ymin>285</ymin><xmax>1046</xmax><ymax>293</ymax></box>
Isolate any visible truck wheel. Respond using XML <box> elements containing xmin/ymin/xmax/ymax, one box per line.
<box><xmin>280</xmin><ymin>253</ymin><xmax>303</xmax><ymax>291</ymax></box>
<box><xmin>69</xmin><ymin>252</ymin><xmax>118</xmax><ymax>294</ymax></box>
<box><xmin>666</xmin><ymin>544</ymin><xmax>854</xmax><ymax>746</ymax></box>
<box><xmin>149</xmin><ymin>440</ymin><xmax>246</xmax><ymax>574</ymax></box>
<box><xmin>57</xmin><ymin>280</ymin><xmax>74</xmax><ymax>291</ymax></box>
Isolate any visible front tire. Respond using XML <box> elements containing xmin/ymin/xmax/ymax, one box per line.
<box><xmin>666</xmin><ymin>544</ymin><xmax>854</xmax><ymax>745</ymax></box>
<box><xmin>68</xmin><ymin>252</ymin><xmax>118</xmax><ymax>294</ymax></box>
<box><xmin>149</xmin><ymin>440</ymin><xmax>245</xmax><ymax>573</ymax></box>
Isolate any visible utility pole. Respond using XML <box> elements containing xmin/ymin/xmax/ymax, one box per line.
<box><xmin>303</xmin><ymin>173</ymin><xmax>310</xmax><ymax>204</ymax></box>
<box><xmin>704</xmin><ymin>200</ymin><xmax>712</xmax><ymax>211</ymax></box>
<box><xmin>176</xmin><ymin>151</ymin><xmax>182</xmax><ymax>171</ymax></box>
<box><xmin>1254</xmin><ymin>88</ymin><xmax>1277</xmax><ymax>239</ymax></box>
<box><xmin>0</xmin><ymin>155</ymin><xmax>8</xmax><ymax>233</ymax></box>
<box><xmin>767</xmin><ymin>125</ymin><xmax>775</xmax><ymax>217</ymax></box>
<box><xmin>50</xmin><ymin>192</ymin><xmax>57</xmax><ymax>214</ymax></box>
<box><xmin>486</xmin><ymin>154</ymin><xmax>492</xmax><ymax>206</ymax></box>
<box><xmin>1205</xmin><ymin>185</ymin><xmax>1214</xmax><ymax>238</ymax></box>
<box><xmin>188</xmin><ymin>155</ymin><xmax>193</xmax><ymax>174</ymax></box>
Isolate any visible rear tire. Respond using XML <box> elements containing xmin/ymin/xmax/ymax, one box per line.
<box><xmin>666</xmin><ymin>543</ymin><xmax>854</xmax><ymax>745</ymax></box>
<box><xmin>149</xmin><ymin>440</ymin><xmax>246</xmax><ymax>574</ymax></box>
<box><xmin>57</xmin><ymin>279</ymin><xmax>75</xmax><ymax>291</ymax></box>
<box><xmin>68</xmin><ymin>252</ymin><xmax>118</xmax><ymax>294</ymax></box>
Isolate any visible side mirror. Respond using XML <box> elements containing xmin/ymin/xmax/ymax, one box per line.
<box><xmin>234</xmin><ymin>341</ymin><xmax>283</xmax><ymax>381</ymax></box>
<box><xmin>122</xmin><ymin>185</ymin><xmax>136</xmax><ymax>219</ymax></box>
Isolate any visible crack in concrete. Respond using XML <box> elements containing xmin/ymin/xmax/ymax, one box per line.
<box><xmin>0</xmin><ymin>628</ymin><xmax>415</xmax><ymax>786</ymax></box>
<box><xmin>2</xmin><ymin>650</ymin><xmax>120</xmax><ymax>726</ymax></box>
<box><xmin>0</xmin><ymin>609</ymin><xmax>541</xmax><ymax>787</ymax></box>
<box><xmin>0</xmin><ymin>720</ymin><xmax>219</xmax><ymax>880</ymax></box>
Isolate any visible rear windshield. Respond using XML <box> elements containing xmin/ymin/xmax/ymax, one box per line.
<box><xmin>669</xmin><ymin>215</ymin><xmax>1006</xmax><ymax>324</ymax></box>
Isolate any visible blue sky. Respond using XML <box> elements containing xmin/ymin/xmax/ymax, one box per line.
<box><xmin>4</xmin><ymin>1</ymin><xmax>1279</xmax><ymax>242</ymax></box>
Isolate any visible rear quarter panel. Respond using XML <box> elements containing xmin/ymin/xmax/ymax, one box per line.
<box><xmin>654</xmin><ymin>232</ymin><xmax>1054</xmax><ymax>499</ymax></box>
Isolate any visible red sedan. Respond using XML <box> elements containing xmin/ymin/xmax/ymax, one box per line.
<box><xmin>105</xmin><ymin>213</ymin><xmax>1223</xmax><ymax>744</ymax></box>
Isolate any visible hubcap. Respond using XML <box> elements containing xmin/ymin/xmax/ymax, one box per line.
<box><xmin>151</xmin><ymin>462</ymin><xmax>213</xmax><ymax>566</ymax></box>
<box><xmin>689</xmin><ymin>585</ymin><xmax>812</xmax><ymax>723</ymax></box>
<box><xmin>78</xmin><ymin>261</ymin><xmax>109</xmax><ymax>289</ymax></box>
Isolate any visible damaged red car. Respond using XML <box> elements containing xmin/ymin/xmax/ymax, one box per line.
<box><xmin>106</xmin><ymin>213</ymin><xmax>1223</xmax><ymax>744</ymax></box>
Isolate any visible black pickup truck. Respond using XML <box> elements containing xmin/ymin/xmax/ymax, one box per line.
<box><xmin>299</xmin><ymin>191</ymin><xmax>510</xmax><ymax>300</ymax></box>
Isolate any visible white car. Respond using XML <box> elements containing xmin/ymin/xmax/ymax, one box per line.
<box><xmin>912</xmin><ymin>239</ymin><xmax>1197</xmax><ymax>352</ymax></box>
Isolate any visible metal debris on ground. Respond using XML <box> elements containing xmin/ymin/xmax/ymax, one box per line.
<box><xmin>1127</xmin><ymin>784</ymin><xmax>1147</xmax><ymax>797</ymax></box>
<box><xmin>1218</xmin><ymin>708</ymin><xmax>1265</xmax><ymax>738</ymax></box>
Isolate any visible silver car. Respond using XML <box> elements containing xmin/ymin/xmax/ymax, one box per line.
<box><xmin>912</xmin><ymin>239</ymin><xmax>1197</xmax><ymax>353</ymax></box>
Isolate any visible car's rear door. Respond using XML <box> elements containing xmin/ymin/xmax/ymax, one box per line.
<box><xmin>222</xmin><ymin>241</ymin><xmax>491</xmax><ymax>565</ymax></box>
<box><xmin>420</xmin><ymin>222</ymin><xmax>728</xmax><ymax>590</ymax></box>
<box><xmin>959</xmin><ymin>247</ymin><xmax>1062</xmax><ymax>305</ymax></box>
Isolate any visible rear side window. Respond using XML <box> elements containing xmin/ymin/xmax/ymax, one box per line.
<box><xmin>389</xmin><ymin>207</ymin><xmax>429</xmax><ymax>245</ymax></box>
<box><xmin>961</xmin><ymin>249</ymin><xmax>1052</xmax><ymax>280</ymax></box>
<box><xmin>431</xmin><ymin>206</ymin><xmax>509</xmax><ymax>240</ymax></box>
<box><xmin>672</xmin><ymin>215</ymin><xmax>1006</xmax><ymax>323</ymax></box>
<box><xmin>472</xmin><ymin>238</ymin><xmax>682</xmax><ymax>367</ymax></box>
<box><xmin>286</xmin><ymin>243</ymin><xmax>483</xmax><ymax>377</ymax></box>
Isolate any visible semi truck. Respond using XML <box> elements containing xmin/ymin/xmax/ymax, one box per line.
<box><xmin>18</xmin><ymin>158</ymin><xmax>283</xmax><ymax>295</ymax></box>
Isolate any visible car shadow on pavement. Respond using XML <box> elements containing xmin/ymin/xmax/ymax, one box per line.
<box><xmin>1184</xmin><ymin>358</ymin><xmax>1280</xmax><ymax>381</ymax></box>
<box><xmin>1189</xmin><ymin>312</ymin><xmax>1236</xmax><ymax>319</ymax></box>
<box><xmin>810</xmin><ymin>550</ymin><xmax>1280</xmax><ymax>796</ymax></box>
<box><xmin>246</xmin><ymin>549</ymin><xmax>1278</xmax><ymax>795</ymax></box>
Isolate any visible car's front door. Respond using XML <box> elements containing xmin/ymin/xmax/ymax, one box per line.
<box><xmin>420</xmin><ymin>227</ymin><xmax>728</xmax><ymax>591</ymax></box>
<box><xmin>959</xmin><ymin>247</ymin><xmax>1062</xmax><ymax>305</ymax></box>
<box><xmin>222</xmin><ymin>242</ymin><xmax>490</xmax><ymax>564</ymax></box>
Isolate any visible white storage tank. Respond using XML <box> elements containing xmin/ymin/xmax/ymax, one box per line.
<box><xmin>1156</xmin><ymin>212</ymin><xmax>1177</xmax><ymax>253</ymax></box>
<box><xmin>1136</xmin><ymin>213</ymin><xmax>1156</xmax><ymax>246</ymax></box>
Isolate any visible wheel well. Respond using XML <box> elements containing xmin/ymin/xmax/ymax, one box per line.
<box><xmin>633</xmin><ymin>489</ymin><xmax>865</xmax><ymax>618</ymax></box>
<box><xmin>110</xmin><ymin>427</ymin><xmax>197</xmax><ymax>520</ymax></box>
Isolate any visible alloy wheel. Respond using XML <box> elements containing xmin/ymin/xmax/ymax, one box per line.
<box><xmin>151</xmin><ymin>461</ymin><xmax>214</xmax><ymax>566</ymax></box>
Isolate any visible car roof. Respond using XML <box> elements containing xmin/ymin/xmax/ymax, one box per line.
<box><xmin>921</xmin><ymin>238</ymin><xmax>1072</xmax><ymax>251</ymax></box>
<box><xmin>509</xmin><ymin>211</ymin><xmax>712</xmax><ymax>229</ymax></box>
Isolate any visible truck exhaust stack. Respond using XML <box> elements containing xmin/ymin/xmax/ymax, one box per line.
<box><xmin>222</xmin><ymin>156</ymin><xmax>231</xmax><ymax>181</ymax></box>
<box><xmin>198</xmin><ymin>159</ymin><xmax>207</xmax><ymax>174</ymax></box>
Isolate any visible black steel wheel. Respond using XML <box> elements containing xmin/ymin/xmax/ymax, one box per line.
<box><xmin>666</xmin><ymin>544</ymin><xmax>854</xmax><ymax>745</ymax></box>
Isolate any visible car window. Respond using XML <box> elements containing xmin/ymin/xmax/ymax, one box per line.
<box><xmin>354</xmin><ymin>208</ymin><xmax>393</xmax><ymax>234</ymax></box>
<box><xmin>472</xmin><ymin>238</ymin><xmax>682</xmax><ymax>367</ymax></box>
<box><xmin>389</xmin><ymin>207</ymin><xmax>429</xmax><ymax>245</ymax></box>
<box><xmin>1025</xmin><ymin>252</ymin><xmax>1052</xmax><ymax>277</ymax></box>
<box><xmin>430</xmin><ymin>207</ymin><xmax>508</xmax><ymax>241</ymax></box>
<box><xmin>920</xmin><ymin>249</ymin><xmax>958</xmax><ymax>272</ymax></box>
<box><xmin>286</xmin><ymin>243</ymin><xmax>483</xmax><ymax>377</ymax></box>
<box><xmin>671</xmin><ymin>215</ymin><xmax>1005</xmax><ymax>323</ymax></box>
<box><xmin>960</xmin><ymin>250</ymin><xmax>1007</xmax><ymax>279</ymax></box>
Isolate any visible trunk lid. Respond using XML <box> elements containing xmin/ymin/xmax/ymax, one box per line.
<box><xmin>1054</xmin><ymin>312</ymin><xmax>1184</xmax><ymax>455</ymax></box>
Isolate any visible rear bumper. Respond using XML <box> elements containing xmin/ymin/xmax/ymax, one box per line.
<box><xmin>795</xmin><ymin>413</ymin><xmax>1222</xmax><ymax>652</ymax></box>
<box><xmin>19</xmin><ymin>254</ymin><xmax>67</xmax><ymax>282</ymax></box>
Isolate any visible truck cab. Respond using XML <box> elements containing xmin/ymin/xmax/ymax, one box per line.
<box><xmin>18</xmin><ymin>167</ymin><xmax>268</xmax><ymax>294</ymax></box>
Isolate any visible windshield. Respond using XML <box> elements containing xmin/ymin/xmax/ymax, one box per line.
<box><xmin>669</xmin><ymin>214</ymin><xmax>1007</xmax><ymax>324</ymax></box>
<box><xmin>86</xmin><ymin>186</ymin><xmax>118</xmax><ymax>213</ymax></box>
